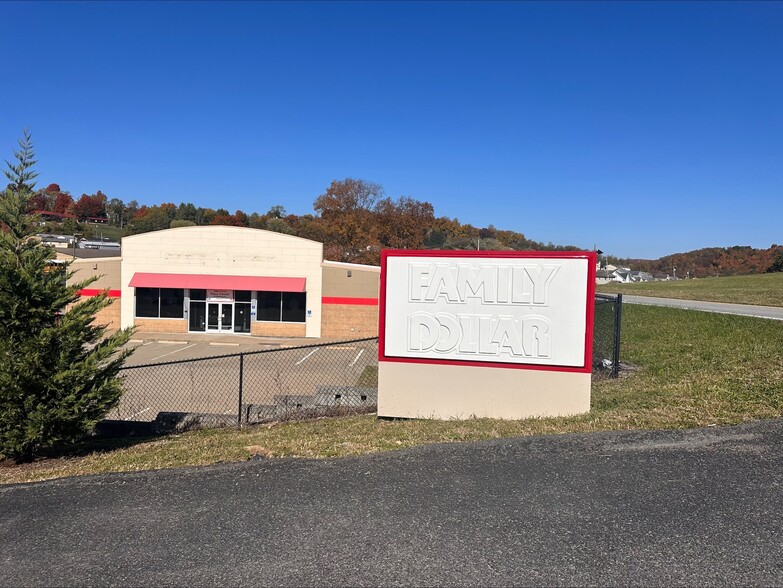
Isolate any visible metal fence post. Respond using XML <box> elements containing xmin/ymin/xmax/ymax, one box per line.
<box><xmin>612</xmin><ymin>294</ymin><xmax>623</xmax><ymax>378</ymax></box>
<box><xmin>237</xmin><ymin>353</ymin><xmax>244</xmax><ymax>427</ymax></box>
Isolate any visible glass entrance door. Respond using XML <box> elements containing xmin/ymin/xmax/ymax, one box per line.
<box><xmin>207</xmin><ymin>302</ymin><xmax>233</xmax><ymax>332</ymax></box>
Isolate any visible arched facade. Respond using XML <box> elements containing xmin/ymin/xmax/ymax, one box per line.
<box><xmin>106</xmin><ymin>226</ymin><xmax>379</xmax><ymax>338</ymax></box>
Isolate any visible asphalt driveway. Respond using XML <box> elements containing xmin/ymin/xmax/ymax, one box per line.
<box><xmin>2</xmin><ymin>420</ymin><xmax>782</xmax><ymax>586</ymax></box>
<box><xmin>623</xmin><ymin>295</ymin><xmax>783</xmax><ymax>321</ymax></box>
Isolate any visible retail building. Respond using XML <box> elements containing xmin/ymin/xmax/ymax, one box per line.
<box><xmin>61</xmin><ymin>226</ymin><xmax>380</xmax><ymax>338</ymax></box>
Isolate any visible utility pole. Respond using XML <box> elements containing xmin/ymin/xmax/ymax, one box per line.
<box><xmin>72</xmin><ymin>233</ymin><xmax>82</xmax><ymax>259</ymax></box>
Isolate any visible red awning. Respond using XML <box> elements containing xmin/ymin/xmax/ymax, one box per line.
<box><xmin>128</xmin><ymin>272</ymin><xmax>306</xmax><ymax>292</ymax></box>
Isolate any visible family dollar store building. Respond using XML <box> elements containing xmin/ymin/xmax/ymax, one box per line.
<box><xmin>63</xmin><ymin>226</ymin><xmax>381</xmax><ymax>339</ymax></box>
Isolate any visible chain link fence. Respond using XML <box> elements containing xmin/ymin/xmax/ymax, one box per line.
<box><xmin>593</xmin><ymin>293</ymin><xmax>623</xmax><ymax>379</ymax></box>
<box><xmin>109</xmin><ymin>295</ymin><xmax>621</xmax><ymax>431</ymax></box>
<box><xmin>110</xmin><ymin>337</ymin><xmax>379</xmax><ymax>432</ymax></box>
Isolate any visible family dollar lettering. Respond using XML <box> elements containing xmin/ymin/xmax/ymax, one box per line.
<box><xmin>403</xmin><ymin>262</ymin><xmax>561</xmax><ymax>358</ymax></box>
<box><xmin>408</xmin><ymin>263</ymin><xmax>559</xmax><ymax>305</ymax></box>
<box><xmin>408</xmin><ymin>312</ymin><xmax>551</xmax><ymax>358</ymax></box>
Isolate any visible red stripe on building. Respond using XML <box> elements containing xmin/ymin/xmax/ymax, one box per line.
<box><xmin>322</xmin><ymin>296</ymin><xmax>378</xmax><ymax>306</ymax></box>
<box><xmin>79</xmin><ymin>289</ymin><xmax>121</xmax><ymax>298</ymax></box>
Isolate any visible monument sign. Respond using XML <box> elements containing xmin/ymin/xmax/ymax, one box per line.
<box><xmin>378</xmin><ymin>250</ymin><xmax>596</xmax><ymax>419</ymax></box>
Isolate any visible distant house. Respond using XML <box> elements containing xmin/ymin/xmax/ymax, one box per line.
<box><xmin>32</xmin><ymin>210</ymin><xmax>78</xmax><ymax>224</ymax></box>
<box><xmin>78</xmin><ymin>239</ymin><xmax>121</xmax><ymax>251</ymax></box>
<box><xmin>595</xmin><ymin>269</ymin><xmax>615</xmax><ymax>284</ymax></box>
<box><xmin>611</xmin><ymin>268</ymin><xmax>655</xmax><ymax>283</ymax></box>
<box><xmin>37</xmin><ymin>233</ymin><xmax>75</xmax><ymax>249</ymax></box>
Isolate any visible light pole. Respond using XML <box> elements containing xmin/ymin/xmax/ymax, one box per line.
<box><xmin>72</xmin><ymin>233</ymin><xmax>82</xmax><ymax>259</ymax></box>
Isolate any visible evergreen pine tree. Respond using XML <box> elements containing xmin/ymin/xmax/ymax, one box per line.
<box><xmin>0</xmin><ymin>131</ymin><xmax>134</xmax><ymax>462</ymax></box>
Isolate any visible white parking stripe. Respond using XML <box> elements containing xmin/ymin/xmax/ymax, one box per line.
<box><xmin>295</xmin><ymin>349</ymin><xmax>318</xmax><ymax>365</ymax></box>
<box><xmin>125</xmin><ymin>407</ymin><xmax>151</xmax><ymax>420</ymax></box>
<box><xmin>150</xmin><ymin>343</ymin><xmax>197</xmax><ymax>361</ymax></box>
<box><xmin>349</xmin><ymin>349</ymin><xmax>364</xmax><ymax>367</ymax></box>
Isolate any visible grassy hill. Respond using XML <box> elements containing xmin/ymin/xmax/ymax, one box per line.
<box><xmin>596</xmin><ymin>272</ymin><xmax>783</xmax><ymax>307</ymax></box>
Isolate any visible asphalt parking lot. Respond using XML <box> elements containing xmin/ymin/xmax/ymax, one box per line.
<box><xmin>3</xmin><ymin>419</ymin><xmax>782</xmax><ymax>586</ymax></box>
<box><xmin>125</xmin><ymin>334</ymin><xmax>309</xmax><ymax>366</ymax></box>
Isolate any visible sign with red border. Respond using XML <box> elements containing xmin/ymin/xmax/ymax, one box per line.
<box><xmin>379</xmin><ymin>250</ymin><xmax>596</xmax><ymax>374</ymax></box>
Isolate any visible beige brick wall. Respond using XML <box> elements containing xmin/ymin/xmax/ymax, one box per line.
<box><xmin>322</xmin><ymin>262</ymin><xmax>380</xmax><ymax>299</ymax></box>
<box><xmin>92</xmin><ymin>299</ymin><xmax>121</xmax><ymax>331</ymax></box>
<box><xmin>66</xmin><ymin>295</ymin><xmax>121</xmax><ymax>332</ymax></box>
<box><xmin>321</xmin><ymin>303</ymin><xmax>379</xmax><ymax>338</ymax></box>
<box><xmin>251</xmin><ymin>322</ymin><xmax>307</xmax><ymax>337</ymax></box>
<box><xmin>133</xmin><ymin>318</ymin><xmax>188</xmax><ymax>333</ymax></box>
<box><xmin>62</xmin><ymin>257</ymin><xmax>122</xmax><ymax>291</ymax></box>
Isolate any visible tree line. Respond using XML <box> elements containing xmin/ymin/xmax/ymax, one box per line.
<box><xmin>23</xmin><ymin>177</ymin><xmax>579</xmax><ymax>265</ymax></box>
<box><xmin>18</xmin><ymin>164</ymin><xmax>782</xmax><ymax>274</ymax></box>
<box><xmin>606</xmin><ymin>244</ymin><xmax>783</xmax><ymax>278</ymax></box>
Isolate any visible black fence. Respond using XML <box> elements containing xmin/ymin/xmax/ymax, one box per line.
<box><xmin>593</xmin><ymin>293</ymin><xmax>623</xmax><ymax>378</ymax></box>
<box><xmin>111</xmin><ymin>294</ymin><xmax>622</xmax><ymax>431</ymax></box>
<box><xmin>110</xmin><ymin>337</ymin><xmax>379</xmax><ymax>431</ymax></box>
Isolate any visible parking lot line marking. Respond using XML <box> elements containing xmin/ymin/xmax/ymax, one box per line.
<box><xmin>295</xmin><ymin>348</ymin><xmax>318</xmax><ymax>365</ymax></box>
<box><xmin>150</xmin><ymin>343</ymin><xmax>197</xmax><ymax>361</ymax></box>
<box><xmin>125</xmin><ymin>407</ymin><xmax>151</xmax><ymax>420</ymax></box>
<box><xmin>349</xmin><ymin>349</ymin><xmax>364</xmax><ymax>367</ymax></box>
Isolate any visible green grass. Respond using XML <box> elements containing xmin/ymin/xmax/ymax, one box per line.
<box><xmin>84</xmin><ymin>224</ymin><xmax>126</xmax><ymax>241</ymax></box>
<box><xmin>3</xmin><ymin>305</ymin><xmax>782</xmax><ymax>484</ymax></box>
<box><xmin>596</xmin><ymin>272</ymin><xmax>783</xmax><ymax>307</ymax></box>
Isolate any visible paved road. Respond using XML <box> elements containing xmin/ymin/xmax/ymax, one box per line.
<box><xmin>623</xmin><ymin>295</ymin><xmax>783</xmax><ymax>321</ymax></box>
<box><xmin>2</xmin><ymin>419</ymin><xmax>783</xmax><ymax>586</ymax></box>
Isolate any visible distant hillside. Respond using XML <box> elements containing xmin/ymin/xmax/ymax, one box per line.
<box><xmin>607</xmin><ymin>245</ymin><xmax>783</xmax><ymax>278</ymax></box>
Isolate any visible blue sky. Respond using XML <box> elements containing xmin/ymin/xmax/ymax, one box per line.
<box><xmin>2</xmin><ymin>1</ymin><xmax>781</xmax><ymax>259</ymax></box>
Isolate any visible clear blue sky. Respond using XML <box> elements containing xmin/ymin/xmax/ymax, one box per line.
<box><xmin>2</xmin><ymin>1</ymin><xmax>781</xmax><ymax>259</ymax></box>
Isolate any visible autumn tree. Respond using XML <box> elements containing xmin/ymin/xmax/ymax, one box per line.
<box><xmin>313</xmin><ymin>178</ymin><xmax>384</xmax><ymax>263</ymax></box>
<box><xmin>767</xmin><ymin>251</ymin><xmax>783</xmax><ymax>273</ymax></box>
<box><xmin>129</xmin><ymin>203</ymin><xmax>176</xmax><ymax>234</ymax></box>
<box><xmin>106</xmin><ymin>197</ymin><xmax>127</xmax><ymax>227</ymax></box>
<box><xmin>53</xmin><ymin>191</ymin><xmax>74</xmax><ymax>214</ymax></box>
<box><xmin>71</xmin><ymin>191</ymin><xmax>108</xmax><ymax>219</ymax></box>
<box><xmin>210</xmin><ymin>208</ymin><xmax>247</xmax><ymax>227</ymax></box>
<box><xmin>375</xmin><ymin>195</ymin><xmax>435</xmax><ymax>250</ymax></box>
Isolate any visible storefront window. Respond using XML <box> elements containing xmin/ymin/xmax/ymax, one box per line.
<box><xmin>135</xmin><ymin>287</ymin><xmax>160</xmax><ymax>317</ymax></box>
<box><xmin>234</xmin><ymin>303</ymin><xmax>251</xmax><ymax>333</ymax></box>
<box><xmin>135</xmin><ymin>287</ymin><xmax>184</xmax><ymax>318</ymax></box>
<box><xmin>282</xmin><ymin>292</ymin><xmax>306</xmax><ymax>322</ymax></box>
<box><xmin>189</xmin><ymin>301</ymin><xmax>206</xmax><ymax>331</ymax></box>
<box><xmin>257</xmin><ymin>291</ymin><xmax>282</xmax><ymax>321</ymax></box>
<box><xmin>160</xmin><ymin>288</ymin><xmax>184</xmax><ymax>318</ymax></box>
<box><xmin>257</xmin><ymin>291</ymin><xmax>305</xmax><ymax>323</ymax></box>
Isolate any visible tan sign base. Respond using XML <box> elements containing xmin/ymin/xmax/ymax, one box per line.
<box><xmin>378</xmin><ymin>361</ymin><xmax>591</xmax><ymax>420</ymax></box>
